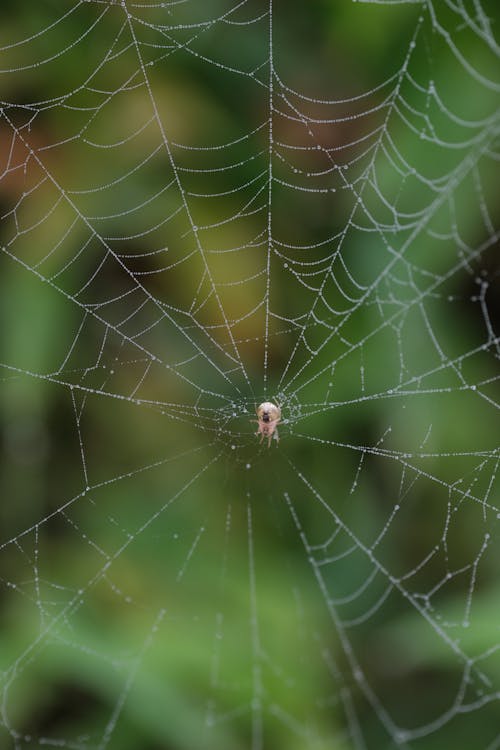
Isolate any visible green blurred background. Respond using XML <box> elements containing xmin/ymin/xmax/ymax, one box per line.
<box><xmin>0</xmin><ymin>1</ymin><xmax>499</xmax><ymax>748</ymax></box>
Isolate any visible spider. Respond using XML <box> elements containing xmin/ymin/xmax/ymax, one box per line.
<box><xmin>253</xmin><ymin>401</ymin><xmax>281</xmax><ymax>447</ymax></box>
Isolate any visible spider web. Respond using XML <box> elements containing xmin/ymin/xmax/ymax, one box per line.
<box><xmin>0</xmin><ymin>0</ymin><xmax>499</xmax><ymax>748</ymax></box>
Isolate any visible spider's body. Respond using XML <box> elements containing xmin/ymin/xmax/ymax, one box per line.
<box><xmin>254</xmin><ymin>401</ymin><xmax>281</xmax><ymax>447</ymax></box>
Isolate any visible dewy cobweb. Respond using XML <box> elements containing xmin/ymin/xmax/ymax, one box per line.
<box><xmin>0</xmin><ymin>0</ymin><xmax>499</xmax><ymax>748</ymax></box>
